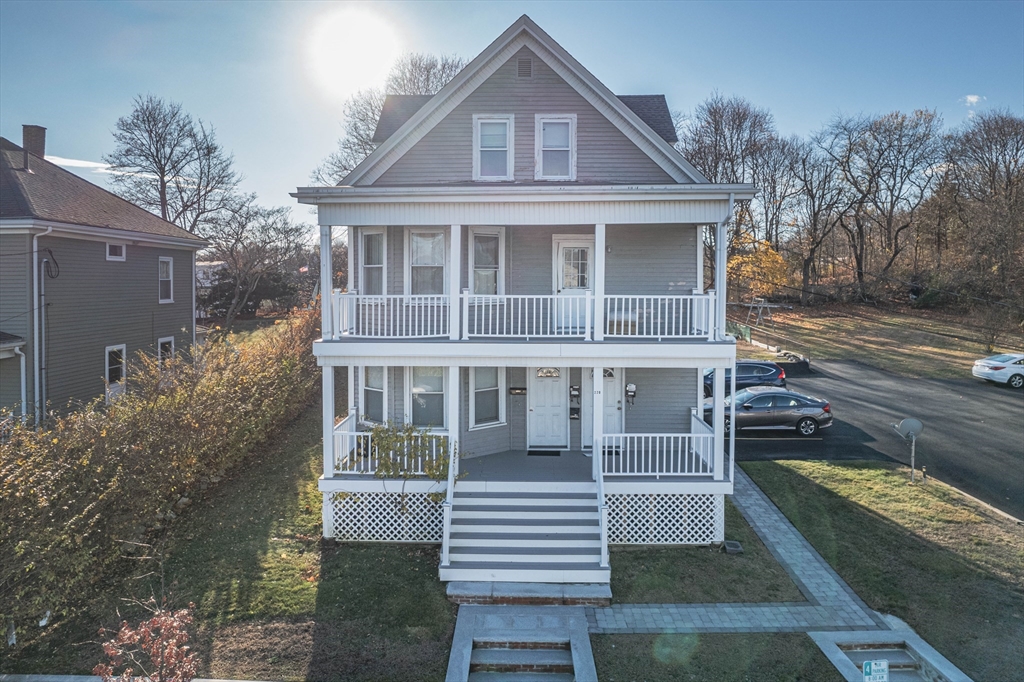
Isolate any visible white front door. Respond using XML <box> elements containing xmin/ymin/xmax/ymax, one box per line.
<box><xmin>528</xmin><ymin>367</ymin><xmax>568</xmax><ymax>448</ymax></box>
<box><xmin>582</xmin><ymin>368</ymin><xmax>624</xmax><ymax>448</ymax></box>
<box><xmin>554</xmin><ymin>240</ymin><xmax>593</xmax><ymax>332</ymax></box>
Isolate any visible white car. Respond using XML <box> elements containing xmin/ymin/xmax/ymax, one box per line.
<box><xmin>972</xmin><ymin>353</ymin><xmax>1024</xmax><ymax>389</ymax></box>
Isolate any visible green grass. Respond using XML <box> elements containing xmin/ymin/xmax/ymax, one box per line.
<box><xmin>742</xmin><ymin>460</ymin><xmax>1024</xmax><ymax>681</ymax></box>
<box><xmin>732</xmin><ymin>303</ymin><xmax>1024</xmax><ymax>379</ymax></box>
<box><xmin>4</xmin><ymin>400</ymin><xmax>455</xmax><ymax>681</ymax></box>
<box><xmin>610</xmin><ymin>499</ymin><xmax>804</xmax><ymax>604</ymax></box>
<box><xmin>591</xmin><ymin>632</ymin><xmax>842</xmax><ymax>681</ymax></box>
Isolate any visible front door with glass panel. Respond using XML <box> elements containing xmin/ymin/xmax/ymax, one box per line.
<box><xmin>528</xmin><ymin>367</ymin><xmax>568</xmax><ymax>448</ymax></box>
<box><xmin>582</xmin><ymin>368</ymin><xmax>623</xmax><ymax>448</ymax></box>
<box><xmin>554</xmin><ymin>240</ymin><xmax>593</xmax><ymax>333</ymax></box>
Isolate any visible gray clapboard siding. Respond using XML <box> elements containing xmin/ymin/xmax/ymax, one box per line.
<box><xmin>374</xmin><ymin>46</ymin><xmax>675</xmax><ymax>186</ymax></box>
<box><xmin>459</xmin><ymin>367</ymin><xmax>513</xmax><ymax>458</ymax></box>
<box><xmin>622</xmin><ymin>368</ymin><xmax>697</xmax><ymax>434</ymax></box>
<box><xmin>508</xmin><ymin>367</ymin><xmax>528</xmax><ymax>450</ymax></box>
<box><xmin>507</xmin><ymin>225</ymin><xmax>592</xmax><ymax>295</ymax></box>
<box><xmin>32</xmin><ymin>235</ymin><xmax>194</xmax><ymax>411</ymax></box>
<box><xmin>0</xmin><ymin>233</ymin><xmax>32</xmax><ymax>411</ymax></box>
<box><xmin>606</xmin><ymin>225</ymin><xmax>698</xmax><ymax>294</ymax></box>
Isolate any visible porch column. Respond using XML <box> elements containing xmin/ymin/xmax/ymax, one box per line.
<box><xmin>591</xmin><ymin>365</ymin><xmax>604</xmax><ymax>481</ymax></box>
<box><xmin>713</xmin><ymin>368</ymin><xmax>725</xmax><ymax>480</ymax></box>
<box><xmin>449</xmin><ymin>225</ymin><xmax>461</xmax><ymax>340</ymax></box>
<box><xmin>320</xmin><ymin>225</ymin><xmax>334</xmax><ymax>340</ymax></box>
<box><xmin>696</xmin><ymin>224</ymin><xmax>704</xmax><ymax>293</ymax></box>
<box><xmin>447</xmin><ymin>366</ymin><xmax>460</xmax><ymax>455</ymax></box>
<box><xmin>714</xmin><ymin>193</ymin><xmax>735</xmax><ymax>341</ymax></box>
<box><xmin>323</xmin><ymin>364</ymin><xmax>335</xmax><ymax>479</ymax></box>
<box><xmin>593</xmin><ymin>224</ymin><xmax>605</xmax><ymax>341</ymax></box>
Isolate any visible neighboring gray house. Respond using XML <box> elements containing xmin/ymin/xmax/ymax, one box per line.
<box><xmin>294</xmin><ymin>16</ymin><xmax>754</xmax><ymax>585</ymax></box>
<box><xmin>0</xmin><ymin>126</ymin><xmax>207</xmax><ymax>421</ymax></box>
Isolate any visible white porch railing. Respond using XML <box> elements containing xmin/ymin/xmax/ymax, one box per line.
<box><xmin>603</xmin><ymin>293</ymin><xmax>715</xmax><ymax>340</ymax></box>
<box><xmin>600</xmin><ymin>432</ymin><xmax>716</xmax><ymax>477</ymax></box>
<box><xmin>331</xmin><ymin>423</ymin><xmax>449</xmax><ymax>476</ymax></box>
<box><xmin>462</xmin><ymin>291</ymin><xmax>593</xmax><ymax>339</ymax></box>
<box><xmin>592</xmin><ymin>433</ymin><xmax>610</xmax><ymax>569</ymax></box>
<box><xmin>333</xmin><ymin>290</ymin><xmax>449</xmax><ymax>339</ymax></box>
<box><xmin>690</xmin><ymin>408</ymin><xmax>715</xmax><ymax>471</ymax></box>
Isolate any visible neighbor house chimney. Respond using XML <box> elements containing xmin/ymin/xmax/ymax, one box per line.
<box><xmin>22</xmin><ymin>125</ymin><xmax>46</xmax><ymax>159</ymax></box>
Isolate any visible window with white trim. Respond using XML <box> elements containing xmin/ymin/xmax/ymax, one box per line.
<box><xmin>157</xmin><ymin>336</ymin><xmax>175</xmax><ymax>365</ymax></box>
<box><xmin>105</xmin><ymin>344</ymin><xmax>126</xmax><ymax>402</ymax></box>
<box><xmin>473</xmin><ymin>114</ymin><xmax>514</xmax><ymax>181</ymax></box>
<box><xmin>406</xmin><ymin>229</ymin><xmax>446</xmax><ymax>295</ymax></box>
<box><xmin>106</xmin><ymin>243</ymin><xmax>125</xmax><ymax>261</ymax></box>
<box><xmin>408</xmin><ymin>366</ymin><xmax>445</xmax><ymax>427</ymax></box>
<box><xmin>469</xmin><ymin>226</ymin><xmax>504</xmax><ymax>295</ymax></box>
<box><xmin>535</xmin><ymin>114</ymin><xmax>576</xmax><ymax>180</ymax></box>
<box><xmin>158</xmin><ymin>257</ymin><xmax>174</xmax><ymax>303</ymax></box>
<box><xmin>363</xmin><ymin>366</ymin><xmax>386</xmax><ymax>423</ymax></box>
<box><xmin>470</xmin><ymin>367</ymin><xmax>505</xmax><ymax>429</ymax></box>
<box><xmin>360</xmin><ymin>228</ymin><xmax>385</xmax><ymax>295</ymax></box>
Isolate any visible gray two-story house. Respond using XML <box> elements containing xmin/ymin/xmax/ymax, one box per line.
<box><xmin>0</xmin><ymin>126</ymin><xmax>207</xmax><ymax>421</ymax></box>
<box><xmin>294</xmin><ymin>16</ymin><xmax>754</xmax><ymax>585</ymax></box>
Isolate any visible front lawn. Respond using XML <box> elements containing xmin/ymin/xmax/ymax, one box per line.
<box><xmin>743</xmin><ymin>460</ymin><xmax>1024</xmax><ymax>681</ymax></box>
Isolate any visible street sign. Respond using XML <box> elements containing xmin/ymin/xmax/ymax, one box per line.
<box><xmin>863</xmin><ymin>659</ymin><xmax>889</xmax><ymax>682</ymax></box>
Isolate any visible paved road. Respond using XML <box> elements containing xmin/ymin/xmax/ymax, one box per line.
<box><xmin>734</xmin><ymin>360</ymin><xmax>1024</xmax><ymax>519</ymax></box>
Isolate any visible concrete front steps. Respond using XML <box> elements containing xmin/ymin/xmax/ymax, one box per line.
<box><xmin>440</xmin><ymin>483</ymin><xmax>609</xmax><ymax>584</ymax></box>
<box><xmin>468</xmin><ymin>639</ymin><xmax>575</xmax><ymax>681</ymax></box>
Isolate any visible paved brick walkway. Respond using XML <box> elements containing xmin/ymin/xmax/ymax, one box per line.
<box><xmin>586</xmin><ymin>468</ymin><xmax>888</xmax><ymax>634</ymax></box>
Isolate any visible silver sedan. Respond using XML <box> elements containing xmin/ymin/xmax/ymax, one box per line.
<box><xmin>704</xmin><ymin>386</ymin><xmax>833</xmax><ymax>436</ymax></box>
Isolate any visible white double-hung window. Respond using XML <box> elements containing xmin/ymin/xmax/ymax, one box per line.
<box><xmin>473</xmin><ymin>114</ymin><xmax>514</xmax><ymax>181</ymax></box>
<box><xmin>469</xmin><ymin>226</ymin><xmax>504</xmax><ymax>295</ymax></box>
<box><xmin>360</xmin><ymin>228</ymin><xmax>386</xmax><ymax>295</ymax></box>
<box><xmin>470</xmin><ymin>367</ymin><xmax>505</xmax><ymax>429</ymax></box>
<box><xmin>158</xmin><ymin>257</ymin><xmax>174</xmax><ymax>303</ymax></box>
<box><xmin>362</xmin><ymin>366</ymin><xmax>386</xmax><ymax>423</ymax></box>
<box><xmin>535</xmin><ymin>114</ymin><xmax>576</xmax><ymax>180</ymax></box>
<box><xmin>105</xmin><ymin>344</ymin><xmax>126</xmax><ymax>402</ymax></box>
<box><xmin>407</xmin><ymin>366</ymin><xmax>445</xmax><ymax>428</ymax></box>
<box><xmin>406</xmin><ymin>229</ymin><xmax>446</xmax><ymax>295</ymax></box>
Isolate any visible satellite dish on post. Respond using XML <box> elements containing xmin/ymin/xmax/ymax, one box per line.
<box><xmin>895</xmin><ymin>418</ymin><xmax>924</xmax><ymax>440</ymax></box>
<box><xmin>891</xmin><ymin>418</ymin><xmax>925</xmax><ymax>483</ymax></box>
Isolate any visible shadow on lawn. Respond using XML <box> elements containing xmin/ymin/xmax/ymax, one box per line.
<box><xmin>744</xmin><ymin>460</ymin><xmax>1024</xmax><ymax>682</ymax></box>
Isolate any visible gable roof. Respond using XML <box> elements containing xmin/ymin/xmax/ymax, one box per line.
<box><xmin>0</xmin><ymin>137</ymin><xmax>206</xmax><ymax>245</ymax></box>
<box><xmin>371</xmin><ymin>93</ymin><xmax>678</xmax><ymax>146</ymax></box>
<box><xmin>342</xmin><ymin>15</ymin><xmax>708</xmax><ymax>186</ymax></box>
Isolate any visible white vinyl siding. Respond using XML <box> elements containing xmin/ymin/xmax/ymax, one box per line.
<box><xmin>470</xmin><ymin>366</ymin><xmax>505</xmax><ymax>429</ymax></box>
<box><xmin>473</xmin><ymin>114</ymin><xmax>514</xmax><ymax>181</ymax></box>
<box><xmin>535</xmin><ymin>114</ymin><xmax>576</xmax><ymax>180</ymax></box>
<box><xmin>469</xmin><ymin>226</ymin><xmax>505</xmax><ymax>295</ymax></box>
<box><xmin>360</xmin><ymin>228</ymin><xmax>386</xmax><ymax>296</ymax></box>
<box><xmin>158</xmin><ymin>257</ymin><xmax>173</xmax><ymax>303</ymax></box>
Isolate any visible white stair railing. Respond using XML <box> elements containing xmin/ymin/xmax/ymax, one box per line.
<box><xmin>440</xmin><ymin>438</ymin><xmax>459</xmax><ymax>568</ymax></box>
<box><xmin>594</xmin><ymin>436</ymin><xmax>609</xmax><ymax>568</ymax></box>
<box><xmin>601</xmin><ymin>433</ymin><xmax>715</xmax><ymax>478</ymax></box>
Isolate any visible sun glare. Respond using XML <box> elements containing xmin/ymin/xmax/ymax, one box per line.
<box><xmin>307</xmin><ymin>7</ymin><xmax>401</xmax><ymax>104</ymax></box>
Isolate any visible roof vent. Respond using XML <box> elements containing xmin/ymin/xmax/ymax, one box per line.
<box><xmin>517</xmin><ymin>57</ymin><xmax>532</xmax><ymax>79</ymax></box>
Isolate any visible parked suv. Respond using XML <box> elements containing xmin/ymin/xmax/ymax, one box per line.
<box><xmin>703</xmin><ymin>360</ymin><xmax>787</xmax><ymax>398</ymax></box>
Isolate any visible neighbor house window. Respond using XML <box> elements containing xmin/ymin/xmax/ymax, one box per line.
<box><xmin>406</xmin><ymin>229</ymin><xmax>446</xmax><ymax>295</ymax></box>
<box><xmin>105</xmin><ymin>344</ymin><xmax>126</xmax><ymax>402</ymax></box>
<box><xmin>157</xmin><ymin>336</ymin><xmax>175</xmax><ymax>365</ymax></box>
<box><xmin>535</xmin><ymin>115</ymin><xmax>576</xmax><ymax>180</ymax></box>
<box><xmin>158</xmin><ymin>257</ymin><xmax>173</xmax><ymax>303</ymax></box>
<box><xmin>470</xmin><ymin>367</ymin><xmax>505</xmax><ymax>428</ymax></box>
<box><xmin>360</xmin><ymin>228</ymin><xmax>385</xmax><ymax>295</ymax></box>
<box><xmin>408</xmin><ymin>366</ymin><xmax>445</xmax><ymax>427</ymax></box>
<box><xmin>473</xmin><ymin>114</ymin><xmax>514</xmax><ymax>181</ymax></box>
<box><xmin>363</xmin><ymin>366</ymin><xmax>386</xmax><ymax>423</ymax></box>
<box><xmin>469</xmin><ymin>227</ymin><xmax>504</xmax><ymax>295</ymax></box>
<box><xmin>106</xmin><ymin>243</ymin><xmax>125</xmax><ymax>261</ymax></box>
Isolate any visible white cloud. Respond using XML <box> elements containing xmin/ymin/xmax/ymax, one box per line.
<box><xmin>45</xmin><ymin>155</ymin><xmax>109</xmax><ymax>170</ymax></box>
<box><xmin>960</xmin><ymin>94</ymin><xmax>985</xmax><ymax>107</ymax></box>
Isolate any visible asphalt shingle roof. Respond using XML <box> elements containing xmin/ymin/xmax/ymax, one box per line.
<box><xmin>0</xmin><ymin>137</ymin><xmax>205</xmax><ymax>243</ymax></box>
<box><xmin>369</xmin><ymin>93</ymin><xmax>678</xmax><ymax>146</ymax></box>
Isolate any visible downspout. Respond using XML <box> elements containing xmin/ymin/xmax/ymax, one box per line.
<box><xmin>32</xmin><ymin>226</ymin><xmax>53</xmax><ymax>423</ymax></box>
<box><xmin>14</xmin><ymin>347</ymin><xmax>27</xmax><ymax>423</ymax></box>
<box><xmin>714</xmin><ymin>193</ymin><xmax>735</xmax><ymax>341</ymax></box>
<box><xmin>40</xmin><ymin>256</ymin><xmax>49</xmax><ymax>418</ymax></box>
<box><xmin>191</xmin><ymin>251</ymin><xmax>197</xmax><ymax>348</ymax></box>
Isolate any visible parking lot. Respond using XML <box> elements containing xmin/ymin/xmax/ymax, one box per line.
<box><xmin>734</xmin><ymin>359</ymin><xmax>1024</xmax><ymax>519</ymax></box>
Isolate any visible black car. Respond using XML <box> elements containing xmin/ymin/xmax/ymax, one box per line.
<box><xmin>703</xmin><ymin>360</ymin><xmax>787</xmax><ymax>398</ymax></box>
<box><xmin>703</xmin><ymin>386</ymin><xmax>833</xmax><ymax>436</ymax></box>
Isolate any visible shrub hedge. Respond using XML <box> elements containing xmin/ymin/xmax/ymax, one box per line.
<box><xmin>0</xmin><ymin>309</ymin><xmax>319</xmax><ymax>643</ymax></box>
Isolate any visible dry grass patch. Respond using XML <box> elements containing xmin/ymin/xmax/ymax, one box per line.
<box><xmin>743</xmin><ymin>460</ymin><xmax>1024</xmax><ymax>681</ymax></box>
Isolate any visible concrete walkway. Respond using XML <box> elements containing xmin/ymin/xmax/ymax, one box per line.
<box><xmin>587</xmin><ymin>467</ymin><xmax>888</xmax><ymax>634</ymax></box>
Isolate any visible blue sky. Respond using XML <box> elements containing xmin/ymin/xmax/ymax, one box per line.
<box><xmin>1</xmin><ymin>0</ymin><xmax>1021</xmax><ymax>225</ymax></box>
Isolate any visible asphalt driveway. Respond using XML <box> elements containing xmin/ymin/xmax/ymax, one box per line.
<box><xmin>734</xmin><ymin>360</ymin><xmax>1024</xmax><ymax>519</ymax></box>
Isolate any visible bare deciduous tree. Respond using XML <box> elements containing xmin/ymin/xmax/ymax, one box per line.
<box><xmin>104</xmin><ymin>95</ymin><xmax>240</xmax><ymax>235</ymax></box>
<box><xmin>312</xmin><ymin>54</ymin><xmax>466</xmax><ymax>185</ymax></box>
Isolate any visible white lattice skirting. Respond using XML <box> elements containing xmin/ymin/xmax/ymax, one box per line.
<box><xmin>606</xmin><ymin>493</ymin><xmax>724</xmax><ymax>545</ymax></box>
<box><xmin>325</xmin><ymin>491</ymin><xmax>443</xmax><ymax>543</ymax></box>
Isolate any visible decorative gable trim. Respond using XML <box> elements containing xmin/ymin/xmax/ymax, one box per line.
<box><xmin>341</xmin><ymin>15</ymin><xmax>707</xmax><ymax>186</ymax></box>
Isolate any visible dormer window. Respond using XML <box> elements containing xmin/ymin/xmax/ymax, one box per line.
<box><xmin>535</xmin><ymin>115</ymin><xmax>576</xmax><ymax>181</ymax></box>
<box><xmin>473</xmin><ymin>114</ymin><xmax>514</xmax><ymax>181</ymax></box>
